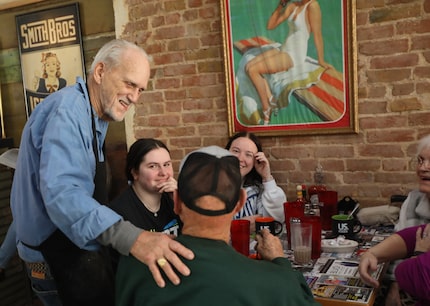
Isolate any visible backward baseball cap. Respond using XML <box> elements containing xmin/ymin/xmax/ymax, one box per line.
<box><xmin>178</xmin><ymin>146</ymin><xmax>242</xmax><ymax>216</ymax></box>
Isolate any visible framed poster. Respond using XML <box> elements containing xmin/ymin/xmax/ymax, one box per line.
<box><xmin>16</xmin><ymin>3</ymin><xmax>85</xmax><ymax>117</ymax></box>
<box><xmin>221</xmin><ymin>0</ymin><xmax>358</xmax><ymax>136</ymax></box>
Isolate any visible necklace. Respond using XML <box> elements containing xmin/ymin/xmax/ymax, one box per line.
<box><xmin>132</xmin><ymin>185</ymin><xmax>160</xmax><ymax>217</ymax></box>
<box><xmin>143</xmin><ymin>202</ymin><xmax>160</xmax><ymax>217</ymax></box>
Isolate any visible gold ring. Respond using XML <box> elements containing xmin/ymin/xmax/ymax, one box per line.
<box><xmin>157</xmin><ymin>258</ymin><xmax>167</xmax><ymax>267</ymax></box>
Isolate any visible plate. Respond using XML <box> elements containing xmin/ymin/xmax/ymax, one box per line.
<box><xmin>321</xmin><ymin>238</ymin><xmax>358</xmax><ymax>253</ymax></box>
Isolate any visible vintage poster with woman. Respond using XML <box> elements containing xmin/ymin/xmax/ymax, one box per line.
<box><xmin>221</xmin><ymin>0</ymin><xmax>357</xmax><ymax>136</ymax></box>
<box><xmin>16</xmin><ymin>3</ymin><xmax>85</xmax><ymax>117</ymax></box>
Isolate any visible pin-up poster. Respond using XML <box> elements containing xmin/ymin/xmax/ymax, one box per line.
<box><xmin>16</xmin><ymin>3</ymin><xmax>85</xmax><ymax>117</ymax></box>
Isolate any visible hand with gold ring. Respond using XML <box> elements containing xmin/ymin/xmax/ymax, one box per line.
<box><xmin>130</xmin><ymin>231</ymin><xmax>194</xmax><ymax>288</ymax></box>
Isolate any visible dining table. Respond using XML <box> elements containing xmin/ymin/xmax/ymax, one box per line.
<box><xmin>283</xmin><ymin>225</ymin><xmax>393</xmax><ymax>306</ymax></box>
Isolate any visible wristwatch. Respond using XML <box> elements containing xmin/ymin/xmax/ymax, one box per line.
<box><xmin>413</xmin><ymin>250</ymin><xmax>425</xmax><ymax>256</ymax></box>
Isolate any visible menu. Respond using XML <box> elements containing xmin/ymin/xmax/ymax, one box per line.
<box><xmin>305</xmin><ymin>257</ymin><xmax>385</xmax><ymax>305</ymax></box>
<box><xmin>299</xmin><ymin>226</ymin><xmax>393</xmax><ymax>306</ymax></box>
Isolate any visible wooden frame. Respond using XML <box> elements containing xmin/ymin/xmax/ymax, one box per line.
<box><xmin>16</xmin><ymin>3</ymin><xmax>85</xmax><ymax>118</ymax></box>
<box><xmin>221</xmin><ymin>0</ymin><xmax>358</xmax><ymax>136</ymax></box>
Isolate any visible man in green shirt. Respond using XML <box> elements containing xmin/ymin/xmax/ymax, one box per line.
<box><xmin>116</xmin><ymin>145</ymin><xmax>320</xmax><ymax>306</ymax></box>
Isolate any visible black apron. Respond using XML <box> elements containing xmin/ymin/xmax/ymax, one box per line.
<box><xmin>37</xmin><ymin>103</ymin><xmax>114</xmax><ymax>306</ymax></box>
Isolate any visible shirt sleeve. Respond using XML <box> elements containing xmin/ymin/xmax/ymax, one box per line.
<box><xmin>396</xmin><ymin>225</ymin><xmax>424</xmax><ymax>255</ymax></box>
<box><xmin>97</xmin><ymin>220</ymin><xmax>143</xmax><ymax>255</ymax></box>
<box><xmin>39</xmin><ymin>101</ymin><xmax>121</xmax><ymax>249</ymax></box>
<box><xmin>395</xmin><ymin>224</ymin><xmax>430</xmax><ymax>301</ymax></box>
<box><xmin>395</xmin><ymin>250</ymin><xmax>430</xmax><ymax>301</ymax></box>
<box><xmin>260</xmin><ymin>179</ymin><xmax>286</xmax><ymax>222</ymax></box>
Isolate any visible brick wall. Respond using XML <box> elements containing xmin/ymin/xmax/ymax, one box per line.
<box><xmin>120</xmin><ymin>0</ymin><xmax>430</xmax><ymax>207</ymax></box>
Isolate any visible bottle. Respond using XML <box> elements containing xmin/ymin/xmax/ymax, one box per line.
<box><xmin>285</xmin><ymin>185</ymin><xmax>306</xmax><ymax>249</ymax></box>
<box><xmin>296</xmin><ymin>184</ymin><xmax>305</xmax><ymax>205</ymax></box>
<box><xmin>304</xmin><ymin>193</ymin><xmax>322</xmax><ymax>260</ymax></box>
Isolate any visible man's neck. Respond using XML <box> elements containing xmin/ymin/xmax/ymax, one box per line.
<box><xmin>181</xmin><ymin>225</ymin><xmax>230</xmax><ymax>243</ymax></box>
<box><xmin>87</xmin><ymin>79</ymin><xmax>103</xmax><ymax>118</ymax></box>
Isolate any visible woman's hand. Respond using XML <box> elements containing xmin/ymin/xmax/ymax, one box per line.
<box><xmin>358</xmin><ymin>251</ymin><xmax>380</xmax><ymax>288</ymax></box>
<box><xmin>157</xmin><ymin>176</ymin><xmax>177</xmax><ymax>193</ymax></box>
<box><xmin>414</xmin><ymin>224</ymin><xmax>430</xmax><ymax>253</ymax></box>
<box><xmin>254</xmin><ymin>152</ymin><xmax>272</xmax><ymax>182</ymax></box>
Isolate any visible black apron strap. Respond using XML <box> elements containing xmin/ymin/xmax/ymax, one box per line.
<box><xmin>91</xmin><ymin>105</ymin><xmax>109</xmax><ymax>205</ymax></box>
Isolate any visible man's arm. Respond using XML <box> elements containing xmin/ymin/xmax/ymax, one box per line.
<box><xmin>98</xmin><ymin>220</ymin><xmax>194</xmax><ymax>288</ymax></box>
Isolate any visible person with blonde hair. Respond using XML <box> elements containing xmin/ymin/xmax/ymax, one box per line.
<box><xmin>35</xmin><ymin>52</ymin><xmax>67</xmax><ymax>93</ymax></box>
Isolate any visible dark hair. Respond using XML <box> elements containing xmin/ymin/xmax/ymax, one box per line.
<box><xmin>126</xmin><ymin>138</ymin><xmax>170</xmax><ymax>182</ymax></box>
<box><xmin>225</xmin><ymin>132</ymin><xmax>263</xmax><ymax>187</ymax></box>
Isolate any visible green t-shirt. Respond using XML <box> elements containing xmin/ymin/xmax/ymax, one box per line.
<box><xmin>116</xmin><ymin>235</ymin><xmax>319</xmax><ymax>306</ymax></box>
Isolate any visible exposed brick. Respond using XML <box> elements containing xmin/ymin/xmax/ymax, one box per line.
<box><xmin>346</xmin><ymin>159</ymin><xmax>381</xmax><ymax>171</ymax></box>
<box><xmin>315</xmin><ymin>146</ymin><xmax>355</xmax><ymax>158</ymax></box>
<box><xmin>367</xmin><ymin>69</ymin><xmax>411</xmax><ymax>83</ymax></box>
<box><xmin>186</xmin><ymin>21</ymin><xmax>212</xmax><ymax>35</ymax></box>
<box><xmin>165</xmin><ymin>89</ymin><xmax>187</xmax><ymax>101</ymax></box>
<box><xmin>417</xmin><ymin>82</ymin><xmax>430</xmax><ymax>94</ymax></box>
<box><xmin>390</xmin><ymin>97</ymin><xmax>421</xmax><ymax>112</ymax></box>
<box><xmin>163</xmin><ymin>64</ymin><xmax>196</xmax><ymax>76</ymax></box>
<box><xmin>411</xmin><ymin>34</ymin><xmax>430</xmax><ymax>51</ymax></box>
<box><xmin>409</xmin><ymin>112</ymin><xmax>430</xmax><ymax>126</ymax></box>
<box><xmin>426</xmin><ymin>0</ymin><xmax>430</xmax><ymax>12</ymax></box>
<box><xmin>359</xmin><ymin>144</ymin><xmax>404</xmax><ymax>157</ymax></box>
<box><xmin>382</xmin><ymin>159</ymin><xmax>409</xmax><ymax>171</ymax></box>
<box><xmin>360</xmin><ymin>39</ymin><xmax>409</xmax><ymax>56</ymax></box>
<box><xmin>154</xmin><ymin>78</ymin><xmax>181</xmax><ymax>90</ymax></box>
<box><xmin>148</xmin><ymin>114</ymin><xmax>181</xmax><ymax>127</ymax></box>
<box><xmin>183</xmin><ymin>74</ymin><xmax>217</xmax><ymax>87</ymax></box>
<box><xmin>397</xmin><ymin>18</ymin><xmax>430</xmax><ymax>35</ymax></box>
<box><xmin>357</xmin><ymin>0</ymin><xmax>385</xmax><ymax>9</ymax></box>
<box><xmin>183</xmin><ymin>98</ymin><xmax>213</xmax><ymax>110</ymax></box>
<box><xmin>360</xmin><ymin>115</ymin><xmax>408</xmax><ymax>129</ymax></box>
<box><xmin>369</xmin><ymin>4</ymin><xmax>421</xmax><ymax>23</ymax></box>
<box><xmin>392</xmin><ymin>83</ymin><xmax>415</xmax><ymax>96</ymax></box>
<box><xmin>415</xmin><ymin>66</ymin><xmax>430</xmax><ymax>79</ymax></box>
<box><xmin>357</xmin><ymin>25</ymin><xmax>394</xmax><ymax>42</ymax></box>
<box><xmin>165</xmin><ymin>0</ymin><xmax>186</xmax><ymax>12</ymax></box>
<box><xmin>358</xmin><ymin>100</ymin><xmax>388</xmax><ymax>115</ymax></box>
<box><xmin>367</xmin><ymin>129</ymin><xmax>415</xmax><ymax>143</ymax></box>
<box><xmin>370</xmin><ymin>54</ymin><xmax>419</xmax><ymax>69</ymax></box>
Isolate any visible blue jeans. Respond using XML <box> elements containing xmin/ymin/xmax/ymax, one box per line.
<box><xmin>25</xmin><ymin>265</ymin><xmax>62</xmax><ymax>306</ymax></box>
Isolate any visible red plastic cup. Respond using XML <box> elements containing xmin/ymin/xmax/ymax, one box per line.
<box><xmin>230</xmin><ymin>220</ymin><xmax>250</xmax><ymax>256</ymax></box>
<box><xmin>283</xmin><ymin>201</ymin><xmax>305</xmax><ymax>249</ymax></box>
<box><xmin>318</xmin><ymin>190</ymin><xmax>338</xmax><ymax>231</ymax></box>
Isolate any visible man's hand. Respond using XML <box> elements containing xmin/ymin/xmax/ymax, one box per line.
<box><xmin>358</xmin><ymin>251</ymin><xmax>379</xmax><ymax>288</ymax></box>
<box><xmin>130</xmin><ymin>231</ymin><xmax>194</xmax><ymax>288</ymax></box>
<box><xmin>255</xmin><ymin>229</ymin><xmax>284</xmax><ymax>261</ymax></box>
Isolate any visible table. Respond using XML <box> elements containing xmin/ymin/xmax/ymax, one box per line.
<box><xmin>286</xmin><ymin>226</ymin><xmax>393</xmax><ymax>306</ymax></box>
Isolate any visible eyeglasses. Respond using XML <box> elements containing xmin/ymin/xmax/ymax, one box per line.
<box><xmin>416</xmin><ymin>156</ymin><xmax>430</xmax><ymax>168</ymax></box>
